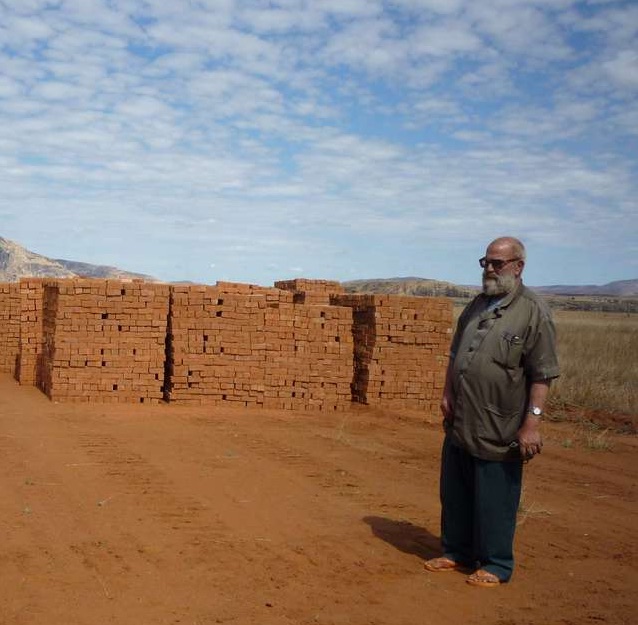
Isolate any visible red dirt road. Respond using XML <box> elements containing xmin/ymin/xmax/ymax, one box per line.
<box><xmin>0</xmin><ymin>373</ymin><xmax>636</xmax><ymax>625</ymax></box>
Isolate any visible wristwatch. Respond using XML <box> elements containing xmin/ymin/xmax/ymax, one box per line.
<box><xmin>528</xmin><ymin>406</ymin><xmax>543</xmax><ymax>417</ymax></box>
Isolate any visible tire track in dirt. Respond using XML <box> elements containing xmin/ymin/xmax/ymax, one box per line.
<box><xmin>78</xmin><ymin>431</ymin><xmax>218</xmax><ymax>531</ymax></box>
<box><xmin>0</xmin><ymin>404</ymin><xmax>249</xmax><ymax>624</ymax></box>
<box><xmin>69</xmin><ymin>420</ymin><xmax>372</xmax><ymax>625</ymax></box>
<box><xmin>177</xmin><ymin>417</ymin><xmax>446</xmax><ymax>623</ymax></box>
<box><xmin>215</xmin><ymin>417</ymin><xmax>436</xmax><ymax>518</ymax></box>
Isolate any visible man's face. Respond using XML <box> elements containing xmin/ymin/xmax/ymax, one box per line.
<box><xmin>481</xmin><ymin>242</ymin><xmax>524</xmax><ymax>296</ymax></box>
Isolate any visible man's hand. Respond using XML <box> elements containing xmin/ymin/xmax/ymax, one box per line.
<box><xmin>516</xmin><ymin>417</ymin><xmax>543</xmax><ymax>460</ymax></box>
<box><xmin>440</xmin><ymin>389</ymin><xmax>454</xmax><ymax>429</ymax></box>
<box><xmin>517</xmin><ymin>380</ymin><xmax>551</xmax><ymax>459</ymax></box>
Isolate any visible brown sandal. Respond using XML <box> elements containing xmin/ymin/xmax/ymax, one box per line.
<box><xmin>466</xmin><ymin>569</ymin><xmax>501</xmax><ymax>587</ymax></box>
<box><xmin>424</xmin><ymin>557</ymin><xmax>462</xmax><ymax>572</ymax></box>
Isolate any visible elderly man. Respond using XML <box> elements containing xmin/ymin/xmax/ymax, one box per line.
<box><xmin>424</xmin><ymin>236</ymin><xmax>559</xmax><ymax>587</ymax></box>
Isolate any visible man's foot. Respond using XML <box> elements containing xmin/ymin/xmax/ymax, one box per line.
<box><xmin>466</xmin><ymin>569</ymin><xmax>502</xmax><ymax>587</ymax></box>
<box><xmin>423</xmin><ymin>557</ymin><xmax>462</xmax><ymax>572</ymax></box>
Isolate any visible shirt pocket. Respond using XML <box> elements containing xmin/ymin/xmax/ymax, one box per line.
<box><xmin>493</xmin><ymin>331</ymin><xmax>524</xmax><ymax>369</ymax></box>
<box><xmin>479</xmin><ymin>403</ymin><xmax>521</xmax><ymax>447</ymax></box>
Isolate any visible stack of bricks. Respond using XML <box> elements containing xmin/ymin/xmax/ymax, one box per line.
<box><xmin>16</xmin><ymin>278</ymin><xmax>47</xmax><ymax>385</ymax></box>
<box><xmin>212</xmin><ymin>281</ymin><xmax>283</xmax><ymax>297</ymax></box>
<box><xmin>39</xmin><ymin>279</ymin><xmax>169</xmax><ymax>403</ymax></box>
<box><xmin>274</xmin><ymin>278</ymin><xmax>344</xmax><ymax>305</ymax></box>
<box><xmin>0</xmin><ymin>282</ymin><xmax>21</xmax><ymax>374</ymax></box>
<box><xmin>331</xmin><ymin>293</ymin><xmax>453</xmax><ymax>415</ymax></box>
<box><xmin>262</xmin><ymin>300</ymin><xmax>353</xmax><ymax>411</ymax></box>
<box><xmin>166</xmin><ymin>282</ymin><xmax>353</xmax><ymax>411</ymax></box>
<box><xmin>166</xmin><ymin>284</ymin><xmax>286</xmax><ymax>406</ymax></box>
<box><xmin>2</xmin><ymin>275</ymin><xmax>454</xmax><ymax>414</ymax></box>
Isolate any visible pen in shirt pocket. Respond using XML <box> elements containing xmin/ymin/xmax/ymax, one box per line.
<box><xmin>502</xmin><ymin>331</ymin><xmax>521</xmax><ymax>344</ymax></box>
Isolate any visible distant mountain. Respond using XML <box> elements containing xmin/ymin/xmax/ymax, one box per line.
<box><xmin>51</xmin><ymin>258</ymin><xmax>154</xmax><ymax>281</ymax></box>
<box><xmin>343</xmin><ymin>277</ymin><xmax>478</xmax><ymax>299</ymax></box>
<box><xmin>343</xmin><ymin>277</ymin><xmax>638</xmax><ymax>298</ymax></box>
<box><xmin>532</xmin><ymin>280</ymin><xmax>638</xmax><ymax>297</ymax></box>
<box><xmin>3</xmin><ymin>234</ymin><xmax>636</xmax><ymax>298</ymax></box>
<box><xmin>0</xmin><ymin>236</ymin><xmax>156</xmax><ymax>282</ymax></box>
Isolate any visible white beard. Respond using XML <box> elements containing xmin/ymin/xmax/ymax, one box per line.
<box><xmin>482</xmin><ymin>273</ymin><xmax>518</xmax><ymax>296</ymax></box>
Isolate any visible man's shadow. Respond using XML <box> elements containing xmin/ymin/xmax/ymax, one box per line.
<box><xmin>363</xmin><ymin>516</ymin><xmax>440</xmax><ymax>561</ymax></box>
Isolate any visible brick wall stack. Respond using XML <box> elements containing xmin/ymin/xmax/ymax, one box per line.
<box><xmin>331</xmin><ymin>293</ymin><xmax>453</xmax><ymax>414</ymax></box>
<box><xmin>16</xmin><ymin>278</ymin><xmax>47</xmax><ymax>385</ymax></box>
<box><xmin>166</xmin><ymin>283</ymin><xmax>353</xmax><ymax>411</ymax></box>
<box><xmin>263</xmin><ymin>300</ymin><xmax>353</xmax><ymax>411</ymax></box>
<box><xmin>166</xmin><ymin>284</ymin><xmax>286</xmax><ymax>406</ymax></box>
<box><xmin>1</xmin><ymin>276</ymin><xmax>453</xmax><ymax>414</ymax></box>
<box><xmin>214</xmin><ymin>281</ymin><xmax>288</xmax><ymax>296</ymax></box>
<box><xmin>39</xmin><ymin>279</ymin><xmax>169</xmax><ymax>403</ymax></box>
<box><xmin>0</xmin><ymin>282</ymin><xmax>21</xmax><ymax>374</ymax></box>
<box><xmin>274</xmin><ymin>278</ymin><xmax>344</xmax><ymax>305</ymax></box>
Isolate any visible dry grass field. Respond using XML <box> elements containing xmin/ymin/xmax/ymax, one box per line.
<box><xmin>550</xmin><ymin>310</ymin><xmax>637</xmax><ymax>429</ymax></box>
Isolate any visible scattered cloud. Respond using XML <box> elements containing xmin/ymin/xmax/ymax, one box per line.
<box><xmin>0</xmin><ymin>0</ymin><xmax>635</xmax><ymax>286</ymax></box>
<box><xmin>603</xmin><ymin>50</ymin><xmax>638</xmax><ymax>89</ymax></box>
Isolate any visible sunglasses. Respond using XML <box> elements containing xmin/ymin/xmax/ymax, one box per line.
<box><xmin>479</xmin><ymin>257</ymin><xmax>521</xmax><ymax>271</ymax></box>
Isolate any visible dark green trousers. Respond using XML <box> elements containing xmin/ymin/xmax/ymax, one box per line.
<box><xmin>440</xmin><ymin>436</ymin><xmax>523</xmax><ymax>582</ymax></box>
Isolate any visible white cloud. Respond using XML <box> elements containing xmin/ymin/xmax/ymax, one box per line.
<box><xmin>410</xmin><ymin>23</ymin><xmax>483</xmax><ymax>57</ymax></box>
<box><xmin>116</xmin><ymin>95</ymin><xmax>175</xmax><ymax>118</ymax></box>
<box><xmin>567</xmin><ymin>3</ymin><xmax>638</xmax><ymax>47</ymax></box>
<box><xmin>239</xmin><ymin>7</ymin><xmax>324</xmax><ymax>33</ymax></box>
<box><xmin>603</xmin><ymin>50</ymin><xmax>638</xmax><ymax>90</ymax></box>
<box><xmin>6</xmin><ymin>14</ymin><xmax>54</xmax><ymax>40</ymax></box>
<box><xmin>466</xmin><ymin>3</ymin><xmax>574</xmax><ymax>61</ymax></box>
<box><xmin>0</xmin><ymin>76</ymin><xmax>23</xmax><ymax>98</ymax></box>
<box><xmin>0</xmin><ymin>0</ymin><xmax>635</xmax><ymax>285</ymax></box>
<box><xmin>188</xmin><ymin>69</ymin><xmax>285</xmax><ymax>116</ymax></box>
<box><xmin>320</xmin><ymin>17</ymin><xmax>405</xmax><ymax>76</ymax></box>
<box><xmin>316</xmin><ymin>0</ymin><xmax>384</xmax><ymax>18</ymax></box>
<box><xmin>608</xmin><ymin>103</ymin><xmax>638</xmax><ymax>137</ymax></box>
<box><xmin>32</xmin><ymin>81</ymin><xmax>94</xmax><ymax>101</ymax></box>
<box><xmin>149</xmin><ymin>52</ymin><xmax>207</xmax><ymax>74</ymax></box>
<box><xmin>390</xmin><ymin>0</ymin><xmax>464</xmax><ymax>15</ymax></box>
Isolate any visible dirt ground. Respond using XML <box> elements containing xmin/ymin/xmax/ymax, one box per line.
<box><xmin>0</xmin><ymin>374</ymin><xmax>636</xmax><ymax>625</ymax></box>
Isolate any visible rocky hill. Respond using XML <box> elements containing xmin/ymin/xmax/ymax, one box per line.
<box><xmin>0</xmin><ymin>236</ymin><xmax>155</xmax><ymax>282</ymax></box>
<box><xmin>343</xmin><ymin>276</ymin><xmax>638</xmax><ymax>298</ymax></box>
<box><xmin>533</xmin><ymin>280</ymin><xmax>638</xmax><ymax>297</ymax></box>
<box><xmin>3</xmin><ymin>234</ymin><xmax>636</xmax><ymax>303</ymax></box>
<box><xmin>342</xmin><ymin>277</ymin><xmax>478</xmax><ymax>299</ymax></box>
<box><xmin>343</xmin><ymin>276</ymin><xmax>638</xmax><ymax>312</ymax></box>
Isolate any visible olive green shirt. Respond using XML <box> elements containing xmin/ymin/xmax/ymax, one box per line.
<box><xmin>447</xmin><ymin>282</ymin><xmax>560</xmax><ymax>461</ymax></box>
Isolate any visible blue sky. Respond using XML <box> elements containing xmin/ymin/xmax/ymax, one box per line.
<box><xmin>0</xmin><ymin>0</ymin><xmax>636</xmax><ymax>287</ymax></box>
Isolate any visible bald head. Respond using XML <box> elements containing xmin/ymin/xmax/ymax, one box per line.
<box><xmin>487</xmin><ymin>237</ymin><xmax>526</xmax><ymax>261</ymax></box>
<box><xmin>481</xmin><ymin>236</ymin><xmax>526</xmax><ymax>296</ymax></box>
